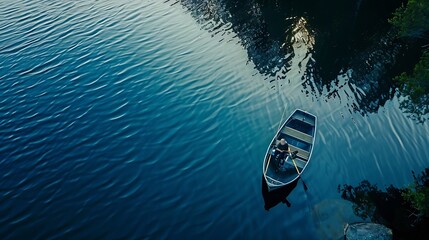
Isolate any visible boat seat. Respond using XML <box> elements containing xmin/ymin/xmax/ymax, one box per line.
<box><xmin>289</xmin><ymin>146</ymin><xmax>310</xmax><ymax>161</ymax></box>
<box><xmin>291</xmin><ymin>113</ymin><xmax>316</xmax><ymax>127</ymax></box>
<box><xmin>287</xmin><ymin>158</ymin><xmax>306</xmax><ymax>169</ymax></box>
<box><xmin>283</xmin><ymin>127</ymin><xmax>312</xmax><ymax>144</ymax></box>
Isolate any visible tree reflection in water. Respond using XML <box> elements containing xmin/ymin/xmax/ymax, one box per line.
<box><xmin>339</xmin><ymin>168</ymin><xmax>429</xmax><ymax>239</ymax></box>
<box><xmin>172</xmin><ymin>0</ymin><xmax>426</xmax><ymax>121</ymax></box>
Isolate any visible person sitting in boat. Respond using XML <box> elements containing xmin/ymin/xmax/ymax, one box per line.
<box><xmin>274</xmin><ymin>138</ymin><xmax>290</xmax><ymax>161</ymax></box>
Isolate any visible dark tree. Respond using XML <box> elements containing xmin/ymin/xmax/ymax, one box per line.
<box><xmin>339</xmin><ymin>168</ymin><xmax>429</xmax><ymax>239</ymax></box>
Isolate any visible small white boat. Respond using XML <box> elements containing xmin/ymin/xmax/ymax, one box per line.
<box><xmin>263</xmin><ymin>109</ymin><xmax>317</xmax><ymax>191</ymax></box>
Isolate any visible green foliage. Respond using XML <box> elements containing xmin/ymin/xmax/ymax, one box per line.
<box><xmin>402</xmin><ymin>185</ymin><xmax>429</xmax><ymax>216</ymax></box>
<box><xmin>389</xmin><ymin>0</ymin><xmax>429</xmax><ymax>38</ymax></box>
<box><xmin>340</xmin><ymin>168</ymin><xmax>429</xmax><ymax>239</ymax></box>
<box><xmin>390</xmin><ymin>0</ymin><xmax>429</xmax><ymax>122</ymax></box>
<box><xmin>402</xmin><ymin>169</ymin><xmax>429</xmax><ymax>216</ymax></box>
<box><xmin>396</xmin><ymin>50</ymin><xmax>429</xmax><ymax>99</ymax></box>
<box><xmin>396</xmin><ymin>50</ymin><xmax>429</xmax><ymax>122</ymax></box>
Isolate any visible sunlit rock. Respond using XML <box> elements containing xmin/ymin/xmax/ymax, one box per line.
<box><xmin>344</xmin><ymin>222</ymin><xmax>393</xmax><ymax>240</ymax></box>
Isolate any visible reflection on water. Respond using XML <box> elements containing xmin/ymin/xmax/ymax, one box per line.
<box><xmin>398</xmin><ymin>90</ymin><xmax>429</xmax><ymax>124</ymax></box>
<box><xmin>174</xmin><ymin>0</ymin><xmax>425</xmax><ymax>119</ymax></box>
<box><xmin>339</xmin><ymin>169</ymin><xmax>429</xmax><ymax>239</ymax></box>
<box><xmin>261</xmin><ymin>175</ymin><xmax>298</xmax><ymax>210</ymax></box>
<box><xmin>0</xmin><ymin>0</ymin><xmax>427</xmax><ymax>238</ymax></box>
<box><xmin>311</xmin><ymin>199</ymin><xmax>359</xmax><ymax>240</ymax></box>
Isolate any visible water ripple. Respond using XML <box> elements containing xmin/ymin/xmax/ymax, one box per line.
<box><xmin>0</xmin><ymin>0</ymin><xmax>428</xmax><ymax>239</ymax></box>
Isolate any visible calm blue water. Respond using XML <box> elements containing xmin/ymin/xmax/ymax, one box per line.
<box><xmin>1</xmin><ymin>0</ymin><xmax>428</xmax><ymax>239</ymax></box>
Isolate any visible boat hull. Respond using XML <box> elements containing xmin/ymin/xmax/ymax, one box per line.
<box><xmin>262</xmin><ymin>109</ymin><xmax>317</xmax><ymax>191</ymax></box>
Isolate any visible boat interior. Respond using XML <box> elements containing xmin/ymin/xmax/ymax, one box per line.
<box><xmin>264</xmin><ymin>111</ymin><xmax>316</xmax><ymax>185</ymax></box>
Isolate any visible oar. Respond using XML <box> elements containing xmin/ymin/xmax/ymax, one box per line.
<box><xmin>300</xmin><ymin>176</ymin><xmax>308</xmax><ymax>191</ymax></box>
<box><xmin>291</xmin><ymin>158</ymin><xmax>301</xmax><ymax>175</ymax></box>
<box><xmin>263</xmin><ymin>154</ymin><xmax>272</xmax><ymax>176</ymax></box>
<box><xmin>291</xmin><ymin>159</ymin><xmax>309</xmax><ymax>191</ymax></box>
<box><xmin>290</xmin><ymin>150</ymin><xmax>308</xmax><ymax>191</ymax></box>
<box><xmin>289</xmin><ymin>150</ymin><xmax>300</xmax><ymax>174</ymax></box>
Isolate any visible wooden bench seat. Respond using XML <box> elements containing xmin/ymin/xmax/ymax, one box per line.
<box><xmin>289</xmin><ymin>145</ymin><xmax>310</xmax><ymax>161</ymax></box>
<box><xmin>286</xmin><ymin>158</ymin><xmax>307</xmax><ymax>169</ymax></box>
<box><xmin>283</xmin><ymin>127</ymin><xmax>313</xmax><ymax>144</ymax></box>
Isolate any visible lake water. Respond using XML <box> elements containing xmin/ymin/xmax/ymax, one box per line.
<box><xmin>1</xmin><ymin>0</ymin><xmax>428</xmax><ymax>239</ymax></box>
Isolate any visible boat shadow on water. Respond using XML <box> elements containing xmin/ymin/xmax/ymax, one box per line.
<box><xmin>261</xmin><ymin>175</ymin><xmax>299</xmax><ymax>211</ymax></box>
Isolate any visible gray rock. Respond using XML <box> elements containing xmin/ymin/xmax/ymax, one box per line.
<box><xmin>344</xmin><ymin>222</ymin><xmax>392</xmax><ymax>240</ymax></box>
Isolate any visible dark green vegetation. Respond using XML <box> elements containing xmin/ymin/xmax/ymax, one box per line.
<box><xmin>390</xmin><ymin>0</ymin><xmax>429</xmax><ymax>38</ymax></box>
<box><xmin>390</xmin><ymin>0</ymin><xmax>429</xmax><ymax>122</ymax></box>
<box><xmin>339</xmin><ymin>168</ymin><xmax>429</xmax><ymax>239</ymax></box>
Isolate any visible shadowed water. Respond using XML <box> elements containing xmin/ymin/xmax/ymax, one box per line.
<box><xmin>0</xmin><ymin>0</ymin><xmax>428</xmax><ymax>239</ymax></box>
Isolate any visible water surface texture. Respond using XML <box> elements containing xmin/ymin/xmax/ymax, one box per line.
<box><xmin>0</xmin><ymin>0</ymin><xmax>428</xmax><ymax>239</ymax></box>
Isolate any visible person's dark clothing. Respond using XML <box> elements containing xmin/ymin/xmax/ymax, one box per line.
<box><xmin>276</xmin><ymin>142</ymin><xmax>289</xmax><ymax>152</ymax></box>
<box><xmin>274</xmin><ymin>142</ymin><xmax>289</xmax><ymax>160</ymax></box>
